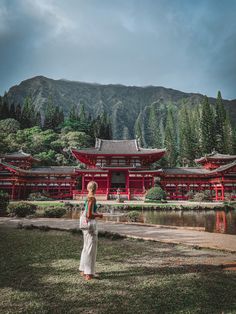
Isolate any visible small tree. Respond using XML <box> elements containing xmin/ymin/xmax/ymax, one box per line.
<box><xmin>145</xmin><ymin>186</ymin><xmax>166</xmax><ymax>201</ymax></box>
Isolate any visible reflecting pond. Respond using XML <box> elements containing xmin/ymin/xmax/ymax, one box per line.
<box><xmin>66</xmin><ymin>207</ymin><xmax>236</xmax><ymax>235</ymax></box>
<box><xmin>142</xmin><ymin>210</ymin><xmax>236</xmax><ymax>235</ymax></box>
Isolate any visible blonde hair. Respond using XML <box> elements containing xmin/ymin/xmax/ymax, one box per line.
<box><xmin>87</xmin><ymin>181</ymin><xmax>98</xmax><ymax>195</ymax></box>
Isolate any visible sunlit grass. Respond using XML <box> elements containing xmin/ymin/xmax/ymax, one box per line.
<box><xmin>0</xmin><ymin>227</ymin><xmax>235</xmax><ymax>313</ymax></box>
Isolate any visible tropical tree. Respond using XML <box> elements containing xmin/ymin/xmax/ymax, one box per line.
<box><xmin>164</xmin><ymin>106</ymin><xmax>178</xmax><ymax>167</ymax></box>
<box><xmin>200</xmin><ymin>96</ymin><xmax>215</xmax><ymax>154</ymax></box>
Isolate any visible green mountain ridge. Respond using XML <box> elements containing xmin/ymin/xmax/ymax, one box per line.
<box><xmin>5</xmin><ymin>76</ymin><xmax>236</xmax><ymax>140</ymax></box>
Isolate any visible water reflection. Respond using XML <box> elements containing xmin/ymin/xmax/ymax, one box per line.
<box><xmin>65</xmin><ymin>206</ymin><xmax>236</xmax><ymax>235</ymax></box>
<box><xmin>143</xmin><ymin>210</ymin><xmax>236</xmax><ymax>235</ymax></box>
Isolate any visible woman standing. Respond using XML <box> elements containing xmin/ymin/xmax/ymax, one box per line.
<box><xmin>79</xmin><ymin>181</ymin><xmax>103</xmax><ymax>280</ymax></box>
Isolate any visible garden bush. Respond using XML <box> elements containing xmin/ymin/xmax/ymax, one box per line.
<box><xmin>186</xmin><ymin>190</ymin><xmax>194</xmax><ymax>200</ymax></box>
<box><xmin>43</xmin><ymin>206</ymin><xmax>67</xmax><ymax>218</ymax></box>
<box><xmin>126</xmin><ymin>210</ymin><xmax>141</xmax><ymax>222</ymax></box>
<box><xmin>0</xmin><ymin>190</ymin><xmax>9</xmax><ymax>216</ymax></box>
<box><xmin>224</xmin><ymin>192</ymin><xmax>233</xmax><ymax>202</ymax></box>
<box><xmin>145</xmin><ymin>186</ymin><xmax>166</xmax><ymax>201</ymax></box>
<box><xmin>7</xmin><ymin>202</ymin><xmax>37</xmax><ymax>217</ymax></box>
<box><xmin>193</xmin><ymin>192</ymin><xmax>208</xmax><ymax>202</ymax></box>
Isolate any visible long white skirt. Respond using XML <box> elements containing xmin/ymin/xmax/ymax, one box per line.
<box><xmin>79</xmin><ymin>221</ymin><xmax>98</xmax><ymax>275</ymax></box>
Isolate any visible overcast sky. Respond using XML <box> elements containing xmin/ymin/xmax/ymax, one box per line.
<box><xmin>0</xmin><ymin>0</ymin><xmax>236</xmax><ymax>99</ymax></box>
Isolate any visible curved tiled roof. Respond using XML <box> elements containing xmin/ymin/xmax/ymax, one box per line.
<box><xmin>195</xmin><ymin>152</ymin><xmax>236</xmax><ymax>163</ymax></box>
<box><xmin>161</xmin><ymin>167</ymin><xmax>211</xmax><ymax>175</ymax></box>
<box><xmin>73</xmin><ymin>138</ymin><xmax>166</xmax><ymax>155</ymax></box>
<box><xmin>0</xmin><ymin>150</ymin><xmax>39</xmax><ymax>161</ymax></box>
<box><xmin>0</xmin><ymin>151</ymin><xmax>31</xmax><ymax>158</ymax></box>
<box><xmin>0</xmin><ymin>161</ymin><xmax>75</xmax><ymax>175</ymax></box>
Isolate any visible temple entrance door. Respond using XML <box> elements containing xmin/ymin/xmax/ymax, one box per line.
<box><xmin>111</xmin><ymin>171</ymin><xmax>126</xmax><ymax>189</ymax></box>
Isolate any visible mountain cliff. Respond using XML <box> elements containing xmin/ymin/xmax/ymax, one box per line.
<box><xmin>5</xmin><ymin>76</ymin><xmax>236</xmax><ymax>139</ymax></box>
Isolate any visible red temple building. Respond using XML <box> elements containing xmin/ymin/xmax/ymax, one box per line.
<box><xmin>71</xmin><ymin>138</ymin><xmax>166</xmax><ymax>200</ymax></box>
<box><xmin>1</xmin><ymin>140</ymin><xmax>236</xmax><ymax>201</ymax></box>
<box><xmin>0</xmin><ymin>151</ymin><xmax>76</xmax><ymax>200</ymax></box>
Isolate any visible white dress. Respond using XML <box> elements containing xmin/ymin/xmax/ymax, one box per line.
<box><xmin>79</xmin><ymin>200</ymin><xmax>98</xmax><ymax>275</ymax></box>
<box><xmin>79</xmin><ymin>222</ymin><xmax>98</xmax><ymax>275</ymax></box>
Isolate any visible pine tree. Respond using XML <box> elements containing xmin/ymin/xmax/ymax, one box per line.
<box><xmin>21</xmin><ymin>96</ymin><xmax>35</xmax><ymax>128</ymax></box>
<box><xmin>215</xmin><ymin>91</ymin><xmax>226</xmax><ymax>152</ymax></box>
<box><xmin>44</xmin><ymin>97</ymin><xmax>57</xmax><ymax>130</ymax></box>
<box><xmin>223</xmin><ymin>113</ymin><xmax>234</xmax><ymax>154</ymax></box>
<box><xmin>200</xmin><ymin>96</ymin><xmax>215</xmax><ymax>154</ymax></box>
<box><xmin>0</xmin><ymin>99</ymin><xmax>9</xmax><ymax>120</ymax></box>
<box><xmin>134</xmin><ymin>112</ymin><xmax>143</xmax><ymax>144</ymax></box>
<box><xmin>149</xmin><ymin>103</ymin><xmax>162</xmax><ymax>148</ymax></box>
<box><xmin>69</xmin><ymin>104</ymin><xmax>78</xmax><ymax>121</ymax></box>
<box><xmin>9</xmin><ymin>103</ymin><xmax>16</xmax><ymax>119</ymax></box>
<box><xmin>78</xmin><ymin>103</ymin><xmax>87</xmax><ymax>124</ymax></box>
<box><xmin>15</xmin><ymin>104</ymin><xmax>22</xmax><ymax>122</ymax></box>
<box><xmin>164</xmin><ymin>106</ymin><xmax>178</xmax><ymax>167</ymax></box>
<box><xmin>178</xmin><ymin>105</ymin><xmax>196</xmax><ymax>166</ymax></box>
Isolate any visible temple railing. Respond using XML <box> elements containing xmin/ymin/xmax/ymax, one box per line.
<box><xmin>72</xmin><ymin>187</ymin><xmax>146</xmax><ymax>201</ymax></box>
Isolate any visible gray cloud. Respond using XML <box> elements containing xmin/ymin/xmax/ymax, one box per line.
<box><xmin>0</xmin><ymin>0</ymin><xmax>236</xmax><ymax>99</ymax></box>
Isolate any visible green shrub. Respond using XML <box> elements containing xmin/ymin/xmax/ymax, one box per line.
<box><xmin>224</xmin><ymin>193</ymin><xmax>233</xmax><ymax>202</ymax></box>
<box><xmin>7</xmin><ymin>202</ymin><xmax>37</xmax><ymax>217</ymax></box>
<box><xmin>193</xmin><ymin>192</ymin><xmax>208</xmax><ymax>202</ymax></box>
<box><xmin>44</xmin><ymin>206</ymin><xmax>67</xmax><ymax>218</ymax></box>
<box><xmin>186</xmin><ymin>190</ymin><xmax>194</xmax><ymax>200</ymax></box>
<box><xmin>0</xmin><ymin>190</ymin><xmax>9</xmax><ymax>216</ymax></box>
<box><xmin>126</xmin><ymin>211</ymin><xmax>141</xmax><ymax>222</ymax></box>
<box><xmin>145</xmin><ymin>187</ymin><xmax>166</xmax><ymax>201</ymax></box>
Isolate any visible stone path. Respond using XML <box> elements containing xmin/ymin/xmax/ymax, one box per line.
<box><xmin>1</xmin><ymin>217</ymin><xmax>236</xmax><ymax>253</ymax></box>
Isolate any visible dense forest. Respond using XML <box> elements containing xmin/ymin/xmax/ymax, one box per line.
<box><xmin>0</xmin><ymin>90</ymin><xmax>235</xmax><ymax>167</ymax></box>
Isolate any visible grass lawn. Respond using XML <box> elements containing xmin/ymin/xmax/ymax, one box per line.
<box><xmin>0</xmin><ymin>227</ymin><xmax>236</xmax><ymax>314</ymax></box>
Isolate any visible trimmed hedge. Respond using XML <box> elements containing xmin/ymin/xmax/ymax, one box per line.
<box><xmin>7</xmin><ymin>202</ymin><xmax>37</xmax><ymax>217</ymax></box>
<box><xmin>145</xmin><ymin>187</ymin><xmax>166</xmax><ymax>201</ymax></box>
<box><xmin>126</xmin><ymin>211</ymin><xmax>141</xmax><ymax>222</ymax></box>
<box><xmin>43</xmin><ymin>206</ymin><xmax>67</xmax><ymax>218</ymax></box>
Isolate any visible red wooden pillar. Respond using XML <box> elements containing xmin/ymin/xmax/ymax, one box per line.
<box><xmin>175</xmin><ymin>184</ymin><xmax>178</xmax><ymax>199</ymax></box>
<box><xmin>142</xmin><ymin>175</ymin><xmax>145</xmax><ymax>192</ymax></box>
<box><xmin>126</xmin><ymin>172</ymin><xmax>131</xmax><ymax>200</ymax></box>
<box><xmin>126</xmin><ymin>171</ymin><xmax>130</xmax><ymax>192</ymax></box>
<box><xmin>106</xmin><ymin>173</ymin><xmax>110</xmax><ymax>200</ymax></box>
<box><xmin>221</xmin><ymin>185</ymin><xmax>225</xmax><ymax>201</ymax></box>
<box><xmin>215</xmin><ymin>186</ymin><xmax>218</xmax><ymax>201</ymax></box>
<box><xmin>47</xmin><ymin>176</ymin><xmax>50</xmax><ymax>192</ymax></box>
<box><xmin>58</xmin><ymin>183</ymin><xmax>61</xmax><ymax>196</ymax></box>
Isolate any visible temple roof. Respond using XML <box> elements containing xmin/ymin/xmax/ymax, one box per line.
<box><xmin>29</xmin><ymin>166</ymin><xmax>75</xmax><ymax>174</ymax></box>
<box><xmin>0</xmin><ymin>150</ymin><xmax>39</xmax><ymax>161</ymax></box>
<box><xmin>195</xmin><ymin>151</ymin><xmax>236</xmax><ymax>163</ymax></box>
<box><xmin>0</xmin><ymin>161</ymin><xmax>75</xmax><ymax>175</ymax></box>
<box><xmin>210</xmin><ymin>160</ymin><xmax>236</xmax><ymax>173</ymax></box>
<box><xmin>72</xmin><ymin>138</ymin><xmax>166</xmax><ymax>155</ymax></box>
<box><xmin>160</xmin><ymin>167</ymin><xmax>211</xmax><ymax>175</ymax></box>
